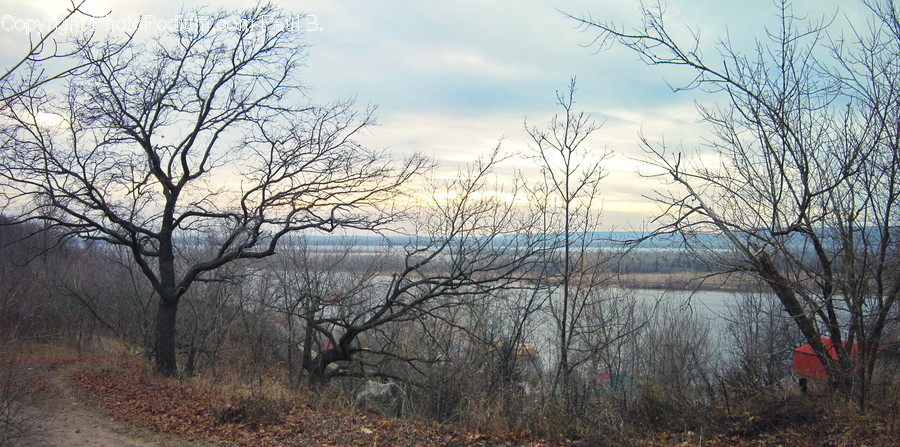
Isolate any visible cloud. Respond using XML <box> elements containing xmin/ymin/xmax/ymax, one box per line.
<box><xmin>0</xmin><ymin>0</ymin><xmax>860</xmax><ymax>230</ymax></box>
<box><xmin>351</xmin><ymin>98</ymin><xmax>706</xmax><ymax>229</ymax></box>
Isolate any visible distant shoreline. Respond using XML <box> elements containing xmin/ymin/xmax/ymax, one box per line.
<box><xmin>615</xmin><ymin>272</ymin><xmax>764</xmax><ymax>292</ymax></box>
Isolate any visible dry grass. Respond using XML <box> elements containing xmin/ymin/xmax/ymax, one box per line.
<box><xmin>183</xmin><ymin>366</ymin><xmax>298</xmax><ymax>430</ymax></box>
<box><xmin>8</xmin><ymin>338</ymin><xmax>900</xmax><ymax>446</ymax></box>
<box><xmin>0</xmin><ymin>342</ymin><xmax>82</xmax><ymax>367</ymax></box>
<box><xmin>72</xmin><ymin>358</ymin><xmax>533</xmax><ymax>446</ymax></box>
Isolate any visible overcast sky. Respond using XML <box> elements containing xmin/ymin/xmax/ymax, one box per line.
<box><xmin>1</xmin><ymin>0</ymin><xmax>863</xmax><ymax>229</ymax></box>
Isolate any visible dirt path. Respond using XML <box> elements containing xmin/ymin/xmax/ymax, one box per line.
<box><xmin>18</xmin><ymin>363</ymin><xmax>215</xmax><ymax>447</ymax></box>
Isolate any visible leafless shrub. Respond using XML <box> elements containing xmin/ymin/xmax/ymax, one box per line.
<box><xmin>732</xmin><ymin>394</ymin><xmax>823</xmax><ymax>437</ymax></box>
<box><xmin>0</xmin><ymin>367</ymin><xmax>37</xmax><ymax>447</ymax></box>
<box><xmin>211</xmin><ymin>381</ymin><xmax>291</xmax><ymax>429</ymax></box>
<box><xmin>624</xmin><ymin>301</ymin><xmax>719</xmax><ymax>432</ymax></box>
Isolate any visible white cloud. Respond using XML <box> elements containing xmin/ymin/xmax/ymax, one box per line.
<box><xmin>434</xmin><ymin>50</ymin><xmax>528</xmax><ymax>77</ymax></box>
<box><xmin>0</xmin><ymin>0</ymin><xmax>863</xmax><ymax>230</ymax></box>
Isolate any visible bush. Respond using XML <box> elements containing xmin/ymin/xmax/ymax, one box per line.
<box><xmin>736</xmin><ymin>394</ymin><xmax>822</xmax><ymax>436</ymax></box>
<box><xmin>0</xmin><ymin>367</ymin><xmax>36</xmax><ymax>447</ymax></box>
<box><xmin>212</xmin><ymin>387</ymin><xmax>290</xmax><ymax>429</ymax></box>
<box><xmin>627</xmin><ymin>381</ymin><xmax>714</xmax><ymax>432</ymax></box>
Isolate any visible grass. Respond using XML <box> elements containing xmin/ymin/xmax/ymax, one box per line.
<box><xmin>4</xmin><ymin>336</ymin><xmax>899</xmax><ymax>446</ymax></box>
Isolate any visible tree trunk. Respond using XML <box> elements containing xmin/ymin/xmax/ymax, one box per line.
<box><xmin>305</xmin><ymin>330</ymin><xmax>359</xmax><ymax>386</ymax></box>
<box><xmin>154</xmin><ymin>296</ymin><xmax>179</xmax><ymax>376</ymax></box>
<box><xmin>751</xmin><ymin>251</ymin><xmax>850</xmax><ymax>389</ymax></box>
<box><xmin>307</xmin><ymin>349</ymin><xmax>343</xmax><ymax>386</ymax></box>
<box><xmin>301</xmin><ymin>321</ymin><xmax>314</xmax><ymax>385</ymax></box>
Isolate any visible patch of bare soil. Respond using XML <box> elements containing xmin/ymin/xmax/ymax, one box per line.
<box><xmin>14</xmin><ymin>361</ymin><xmax>214</xmax><ymax>447</ymax></box>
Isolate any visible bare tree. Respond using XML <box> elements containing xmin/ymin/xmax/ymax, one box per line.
<box><xmin>263</xmin><ymin>237</ymin><xmax>385</xmax><ymax>385</ymax></box>
<box><xmin>0</xmin><ymin>4</ymin><xmax>428</xmax><ymax>376</ymax></box>
<box><xmin>570</xmin><ymin>0</ymin><xmax>900</xmax><ymax>407</ymax></box>
<box><xmin>722</xmin><ymin>291</ymin><xmax>803</xmax><ymax>392</ymax></box>
<box><xmin>525</xmin><ymin>78</ymin><xmax>613</xmax><ymax>393</ymax></box>
<box><xmin>263</xmin><ymin>150</ymin><xmax>544</xmax><ymax>385</ymax></box>
<box><xmin>630</xmin><ymin>301</ymin><xmax>717</xmax><ymax>431</ymax></box>
<box><xmin>0</xmin><ymin>218</ymin><xmax>60</xmax><ymax>346</ymax></box>
<box><xmin>0</xmin><ymin>1</ymin><xmax>120</xmax><ymax>106</ymax></box>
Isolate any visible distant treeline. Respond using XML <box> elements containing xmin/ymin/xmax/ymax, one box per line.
<box><xmin>290</xmin><ymin>232</ymin><xmax>722</xmax><ymax>275</ymax></box>
<box><xmin>291</xmin><ymin>228</ymin><xmax>898</xmax><ymax>276</ymax></box>
<box><xmin>616</xmin><ymin>249</ymin><xmax>717</xmax><ymax>274</ymax></box>
<box><xmin>292</xmin><ymin>231</ymin><xmax>729</xmax><ymax>250</ymax></box>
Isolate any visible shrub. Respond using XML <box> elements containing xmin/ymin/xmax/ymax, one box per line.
<box><xmin>212</xmin><ymin>386</ymin><xmax>290</xmax><ymax>429</ymax></box>
<box><xmin>0</xmin><ymin>367</ymin><xmax>37</xmax><ymax>447</ymax></box>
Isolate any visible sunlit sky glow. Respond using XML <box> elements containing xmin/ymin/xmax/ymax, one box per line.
<box><xmin>0</xmin><ymin>0</ymin><xmax>862</xmax><ymax>229</ymax></box>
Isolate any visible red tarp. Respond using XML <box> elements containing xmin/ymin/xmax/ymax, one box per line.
<box><xmin>792</xmin><ymin>337</ymin><xmax>860</xmax><ymax>380</ymax></box>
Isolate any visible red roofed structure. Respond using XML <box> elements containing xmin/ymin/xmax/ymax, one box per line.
<box><xmin>792</xmin><ymin>337</ymin><xmax>866</xmax><ymax>380</ymax></box>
